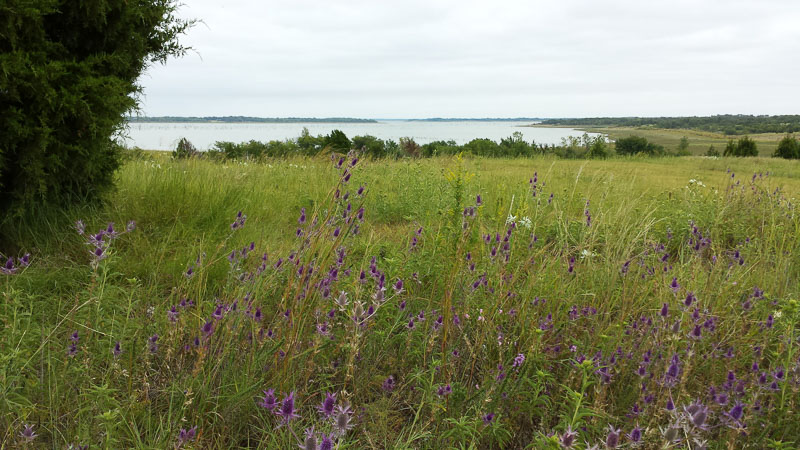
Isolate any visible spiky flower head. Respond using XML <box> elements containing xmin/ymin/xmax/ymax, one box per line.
<box><xmin>20</xmin><ymin>424</ymin><xmax>36</xmax><ymax>443</ymax></box>
<box><xmin>276</xmin><ymin>391</ymin><xmax>300</xmax><ymax>425</ymax></box>
<box><xmin>177</xmin><ymin>426</ymin><xmax>197</xmax><ymax>447</ymax></box>
<box><xmin>560</xmin><ymin>426</ymin><xmax>578</xmax><ymax>448</ymax></box>
<box><xmin>332</xmin><ymin>403</ymin><xmax>354</xmax><ymax>437</ymax></box>
<box><xmin>318</xmin><ymin>392</ymin><xmax>337</xmax><ymax>418</ymax></box>
<box><xmin>258</xmin><ymin>388</ymin><xmax>279</xmax><ymax>411</ymax></box>
<box><xmin>605</xmin><ymin>425</ymin><xmax>621</xmax><ymax>448</ymax></box>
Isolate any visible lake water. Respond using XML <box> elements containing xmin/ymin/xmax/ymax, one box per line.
<box><xmin>121</xmin><ymin>121</ymin><xmax>597</xmax><ymax>151</ymax></box>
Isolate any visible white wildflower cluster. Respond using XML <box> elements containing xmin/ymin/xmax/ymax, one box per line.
<box><xmin>687</xmin><ymin>179</ymin><xmax>706</xmax><ymax>188</ymax></box>
<box><xmin>518</xmin><ymin>216</ymin><xmax>532</xmax><ymax>229</ymax></box>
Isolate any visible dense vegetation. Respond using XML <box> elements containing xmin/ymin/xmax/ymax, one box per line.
<box><xmin>540</xmin><ymin>115</ymin><xmax>800</xmax><ymax>135</ymax></box>
<box><xmin>774</xmin><ymin>134</ymin><xmax>800</xmax><ymax>160</ymax></box>
<box><xmin>168</xmin><ymin>129</ymin><xmax>793</xmax><ymax>162</ymax></box>
<box><xmin>129</xmin><ymin>116</ymin><xmax>378</xmax><ymax>123</ymax></box>
<box><xmin>0</xmin><ymin>0</ymin><xmax>192</xmax><ymax>216</ymax></box>
<box><xmin>169</xmin><ymin>129</ymin><xmax>618</xmax><ymax>161</ymax></box>
<box><xmin>2</xmin><ymin>154</ymin><xmax>799</xmax><ymax>448</ymax></box>
<box><xmin>724</xmin><ymin>137</ymin><xmax>759</xmax><ymax>157</ymax></box>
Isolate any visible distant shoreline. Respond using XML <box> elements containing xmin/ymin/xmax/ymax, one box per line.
<box><xmin>126</xmin><ymin>116</ymin><xmax>379</xmax><ymax>124</ymax></box>
<box><xmin>126</xmin><ymin>116</ymin><xmax>544</xmax><ymax>124</ymax></box>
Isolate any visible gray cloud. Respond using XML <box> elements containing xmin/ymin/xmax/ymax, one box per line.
<box><xmin>138</xmin><ymin>0</ymin><xmax>800</xmax><ymax>117</ymax></box>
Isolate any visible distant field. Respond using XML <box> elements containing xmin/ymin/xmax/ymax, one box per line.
<box><xmin>2</xmin><ymin>154</ymin><xmax>799</xmax><ymax>448</ymax></box>
<box><xmin>533</xmin><ymin>125</ymin><xmax>785</xmax><ymax>156</ymax></box>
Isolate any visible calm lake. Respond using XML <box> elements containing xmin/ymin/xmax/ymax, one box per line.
<box><xmin>122</xmin><ymin>121</ymin><xmax>598</xmax><ymax>151</ymax></box>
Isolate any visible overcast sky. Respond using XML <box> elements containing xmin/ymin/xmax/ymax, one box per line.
<box><xmin>137</xmin><ymin>0</ymin><xmax>800</xmax><ymax>118</ymax></box>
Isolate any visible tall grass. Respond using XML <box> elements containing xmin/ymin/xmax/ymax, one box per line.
<box><xmin>1</xmin><ymin>153</ymin><xmax>799</xmax><ymax>448</ymax></box>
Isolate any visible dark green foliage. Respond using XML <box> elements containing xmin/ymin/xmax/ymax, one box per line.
<box><xmin>706</xmin><ymin>145</ymin><xmax>720</xmax><ymax>157</ymax></box>
<box><xmin>541</xmin><ymin>115</ymin><xmax>800</xmax><ymax>135</ymax></box>
<box><xmin>173</xmin><ymin>138</ymin><xmax>199</xmax><ymax>159</ymax></box>
<box><xmin>614</xmin><ymin>135</ymin><xmax>665</xmax><ymax>156</ymax></box>
<box><xmin>352</xmin><ymin>135</ymin><xmax>397</xmax><ymax>158</ymax></box>
<box><xmin>297</xmin><ymin>127</ymin><xmax>324</xmax><ymax>153</ymax></box>
<box><xmin>737</xmin><ymin>136</ymin><xmax>758</xmax><ymax>156</ymax></box>
<box><xmin>324</xmin><ymin>129</ymin><xmax>351</xmax><ymax>152</ymax></box>
<box><xmin>774</xmin><ymin>134</ymin><xmax>799</xmax><ymax>159</ymax></box>
<box><xmin>421</xmin><ymin>140</ymin><xmax>460</xmax><ymax>157</ymax></box>
<box><xmin>208</xmin><ymin>139</ymin><xmax>305</xmax><ymax>160</ymax></box>
<box><xmin>499</xmin><ymin>131</ymin><xmax>534</xmax><ymax>157</ymax></box>
<box><xmin>676</xmin><ymin>136</ymin><xmax>691</xmax><ymax>156</ymax></box>
<box><xmin>0</xmin><ymin>0</ymin><xmax>192</xmax><ymax>216</ymax></box>
<box><xmin>723</xmin><ymin>136</ymin><xmax>759</xmax><ymax>157</ymax></box>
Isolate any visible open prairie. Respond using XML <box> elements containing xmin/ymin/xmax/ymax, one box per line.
<box><xmin>2</xmin><ymin>154</ymin><xmax>799</xmax><ymax>448</ymax></box>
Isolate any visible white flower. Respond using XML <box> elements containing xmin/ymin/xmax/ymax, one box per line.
<box><xmin>506</xmin><ymin>214</ymin><xmax>517</xmax><ymax>225</ymax></box>
<box><xmin>519</xmin><ymin>216</ymin><xmax>532</xmax><ymax>229</ymax></box>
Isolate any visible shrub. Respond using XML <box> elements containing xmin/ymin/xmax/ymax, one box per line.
<box><xmin>399</xmin><ymin>137</ymin><xmax>421</xmax><ymax>158</ymax></box>
<box><xmin>723</xmin><ymin>136</ymin><xmax>758</xmax><ymax>157</ymax></box>
<box><xmin>352</xmin><ymin>135</ymin><xmax>392</xmax><ymax>158</ymax></box>
<box><xmin>324</xmin><ymin>129</ymin><xmax>351</xmax><ymax>152</ymax></box>
<box><xmin>676</xmin><ymin>136</ymin><xmax>691</xmax><ymax>156</ymax></box>
<box><xmin>774</xmin><ymin>134</ymin><xmax>799</xmax><ymax>159</ymax></box>
<box><xmin>0</xmin><ymin>0</ymin><xmax>192</xmax><ymax>216</ymax></box>
<box><xmin>614</xmin><ymin>136</ymin><xmax>664</xmax><ymax>156</ymax></box>
<box><xmin>173</xmin><ymin>138</ymin><xmax>200</xmax><ymax>159</ymax></box>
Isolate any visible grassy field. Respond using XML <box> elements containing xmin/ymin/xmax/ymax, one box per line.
<box><xmin>2</xmin><ymin>153</ymin><xmax>799</xmax><ymax>448</ymax></box>
<box><xmin>534</xmin><ymin>125</ymin><xmax>786</xmax><ymax>156</ymax></box>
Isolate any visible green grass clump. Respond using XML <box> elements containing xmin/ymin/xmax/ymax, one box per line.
<box><xmin>1</xmin><ymin>153</ymin><xmax>799</xmax><ymax>448</ymax></box>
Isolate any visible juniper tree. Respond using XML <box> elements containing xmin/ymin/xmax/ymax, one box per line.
<box><xmin>0</xmin><ymin>0</ymin><xmax>193</xmax><ymax>215</ymax></box>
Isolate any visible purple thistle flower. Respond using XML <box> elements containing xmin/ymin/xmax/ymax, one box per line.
<box><xmin>258</xmin><ymin>389</ymin><xmax>279</xmax><ymax>411</ymax></box>
<box><xmin>627</xmin><ymin>425</ymin><xmax>642</xmax><ymax>443</ymax></box>
<box><xmin>605</xmin><ymin>425</ymin><xmax>621</xmax><ymax>448</ymax></box>
<box><xmin>148</xmin><ymin>335</ymin><xmax>159</xmax><ymax>354</ymax></box>
<box><xmin>476</xmin><ymin>194</ymin><xmax>482</xmax><ymax>205</ymax></box>
<box><xmin>684</xmin><ymin>292</ymin><xmax>696</xmax><ymax>307</ymax></box>
<box><xmin>298</xmin><ymin>207</ymin><xmax>306</xmax><ymax>224</ymax></box>
<box><xmin>670</xmin><ymin>277</ymin><xmax>680</xmax><ymax>293</ymax></box>
<box><xmin>301</xmin><ymin>427</ymin><xmax>317</xmax><ymax>450</ymax></box>
<box><xmin>436</xmin><ymin>384</ymin><xmax>452</xmax><ymax>396</ymax></box>
<box><xmin>318</xmin><ymin>392</ymin><xmax>337</xmax><ymax>418</ymax></box>
<box><xmin>112</xmin><ymin>341</ymin><xmax>122</xmax><ymax>358</ymax></box>
<box><xmin>560</xmin><ymin>426</ymin><xmax>578</xmax><ymax>448</ymax></box>
<box><xmin>319</xmin><ymin>432</ymin><xmax>334</xmax><ymax>450</ymax></box>
<box><xmin>393</xmin><ymin>278</ymin><xmax>404</xmax><ymax>294</ymax></box>
<box><xmin>212</xmin><ymin>304</ymin><xmax>224</xmax><ymax>320</ymax></box>
<box><xmin>177</xmin><ymin>426</ymin><xmax>197</xmax><ymax>447</ymax></box>
<box><xmin>727</xmin><ymin>402</ymin><xmax>745</xmax><ymax>421</ymax></box>
<box><xmin>202</xmin><ymin>321</ymin><xmax>214</xmax><ymax>336</ymax></box>
<box><xmin>660</xmin><ymin>303</ymin><xmax>669</xmax><ymax>318</ymax></box>
<box><xmin>482</xmin><ymin>412</ymin><xmax>495</xmax><ymax>424</ymax></box>
<box><xmin>332</xmin><ymin>403</ymin><xmax>354</xmax><ymax>436</ymax></box>
<box><xmin>276</xmin><ymin>391</ymin><xmax>300</xmax><ymax>424</ymax></box>
<box><xmin>168</xmin><ymin>305</ymin><xmax>179</xmax><ymax>322</ymax></box>
<box><xmin>19</xmin><ymin>424</ymin><xmax>36</xmax><ymax>443</ymax></box>
<box><xmin>512</xmin><ymin>353</ymin><xmax>525</xmax><ymax>368</ymax></box>
<box><xmin>382</xmin><ymin>376</ymin><xmax>395</xmax><ymax>392</ymax></box>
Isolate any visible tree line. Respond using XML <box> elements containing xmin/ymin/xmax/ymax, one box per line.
<box><xmin>541</xmin><ymin>115</ymin><xmax>800</xmax><ymax>135</ymax></box>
